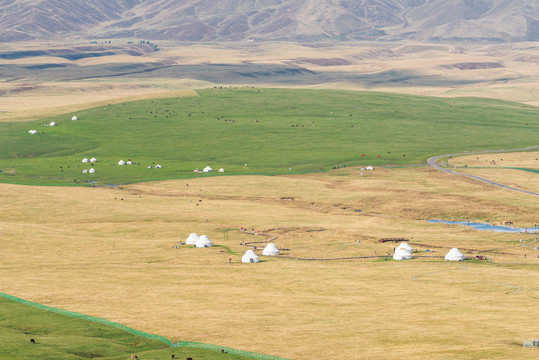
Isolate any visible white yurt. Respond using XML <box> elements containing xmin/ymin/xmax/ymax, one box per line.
<box><xmin>82</xmin><ymin>169</ymin><xmax>88</xmax><ymax>174</ymax></box>
<box><xmin>203</xmin><ymin>166</ymin><xmax>213</xmax><ymax>172</ymax></box>
<box><xmin>49</xmin><ymin>121</ymin><xmax>57</xmax><ymax>127</ymax></box>
<box><xmin>118</xmin><ymin>160</ymin><xmax>125</xmax><ymax>165</ymax></box>
<box><xmin>219</xmin><ymin>168</ymin><xmax>225</xmax><ymax>173</ymax></box>
<box><xmin>89</xmin><ymin>168</ymin><xmax>95</xmax><ymax>174</ymax></box>
<box><xmin>396</xmin><ymin>242</ymin><xmax>414</xmax><ymax>253</ymax></box>
<box><xmin>82</xmin><ymin>158</ymin><xmax>89</xmax><ymax>163</ymax></box>
<box><xmin>155</xmin><ymin>164</ymin><xmax>162</xmax><ymax>168</ymax></box>
<box><xmin>126</xmin><ymin>160</ymin><xmax>133</xmax><ymax>165</ymax></box>
<box><xmin>393</xmin><ymin>249</ymin><xmax>413</xmax><ymax>261</ymax></box>
<box><xmin>28</xmin><ymin>130</ymin><xmax>37</xmax><ymax>134</ymax></box>
<box><xmin>242</xmin><ymin>249</ymin><xmax>260</xmax><ymax>263</ymax></box>
<box><xmin>445</xmin><ymin>248</ymin><xmax>465</xmax><ymax>261</ymax></box>
<box><xmin>195</xmin><ymin>235</ymin><xmax>213</xmax><ymax>248</ymax></box>
<box><xmin>71</xmin><ymin>116</ymin><xmax>78</xmax><ymax>121</ymax></box>
<box><xmin>366</xmin><ymin>166</ymin><xmax>374</xmax><ymax>170</ymax></box>
<box><xmin>262</xmin><ymin>243</ymin><xmax>280</xmax><ymax>256</ymax></box>
<box><xmin>185</xmin><ymin>233</ymin><xmax>199</xmax><ymax>245</ymax></box>
<box><xmin>90</xmin><ymin>157</ymin><xmax>97</xmax><ymax>163</ymax></box>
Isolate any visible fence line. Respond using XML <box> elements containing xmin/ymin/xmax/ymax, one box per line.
<box><xmin>0</xmin><ymin>291</ymin><xmax>290</xmax><ymax>360</ymax></box>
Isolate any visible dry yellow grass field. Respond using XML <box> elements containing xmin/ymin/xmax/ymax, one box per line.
<box><xmin>1</xmin><ymin>166</ymin><xmax>538</xmax><ymax>359</ymax></box>
<box><xmin>449</xmin><ymin>151</ymin><xmax>539</xmax><ymax>169</ymax></box>
<box><xmin>446</xmin><ymin>151</ymin><xmax>539</xmax><ymax>193</ymax></box>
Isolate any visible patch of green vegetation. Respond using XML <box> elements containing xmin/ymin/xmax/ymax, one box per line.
<box><xmin>507</xmin><ymin>167</ymin><xmax>539</xmax><ymax>173</ymax></box>
<box><xmin>214</xmin><ymin>244</ymin><xmax>238</xmax><ymax>255</ymax></box>
<box><xmin>0</xmin><ymin>296</ymin><xmax>261</xmax><ymax>360</ymax></box>
<box><xmin>0</xmin><ymin>296</ymin><xmax>165</xmax><ymax>359</ymax></box>
<box><xmin>1</xmin><ymin>88</ymin><xmax>537</xmax><ymax>186</ymax></box>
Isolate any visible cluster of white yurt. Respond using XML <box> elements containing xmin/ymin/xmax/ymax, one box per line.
<box><xmin>28</xmin><ymin>129</ymin><xmax>38</xmax><ymax>134</ymax></box>
<box><xmin>195</xmin><ymin>235</ymin><xmax>213</xmax><ymax>248</ymax></box>
<box><xmin>393</xmin><ymin>242</ymin><xmax>414</xmax><ymax>261</ymax></box>
<box><xmin>185</xmin><ymin>233</ymin><xmax>199</xmax><ymax>245</ymax></box>
<box><xmin>82</xmin><ymin>168</ymin><xmax>95</xmax><ymax>174</ymax></box>
<box><xmin>242</xmin><ymin>249</ymin><xmax>260</xmax><ymax>263</ymax></box>
<box><xmin>262</xmin><ymin>243</ymin><xmax>280</xmax><ymax>256</ymax></box>
<box><xmin>445</xmin><ymin>248</ymin><xmax>465</xmax><ymax>261</ymax></box>
<box><xmin>194</xmin><ymin>166</ymin><xmax>224</xmax><ymax>173</ymax></box>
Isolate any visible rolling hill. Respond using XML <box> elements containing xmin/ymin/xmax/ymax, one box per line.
<box><xmin>1</xmin><ymin>88</ymin><xmax>537</xmax><ymax>186</ymax></box>
<box><xmin>0</xmin><ymin>0</ymin><xmax>537</xmax><ymax>43</ymax></box>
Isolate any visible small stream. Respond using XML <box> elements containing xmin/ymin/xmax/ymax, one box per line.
<box><xmin>427</xmin><ymin>220</ymin><xmax>539</xmax><ymax>233</ymax></box>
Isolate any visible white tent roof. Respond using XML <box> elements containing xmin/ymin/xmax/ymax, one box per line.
<box><xmin>155</xmin><ymin>164</ymin><xmax>161</xmax><ymax>168</ymax></box>
<box><xmin>219</xmin><ymin>168</ymin><xmax>225</xmax><ymax>172</ymax></box>
<box><xmin>396</xmin><ymin>242</ymin><xmax>414</xmax><ymax>253</ymax></box>
<box><xmin>195</xmin><ymin>235</ymin><xmax>213</xmax><ymax>248</ymax></box>
<box><xmin>185</xmin><ymin>233</ymin><xmax>199</xmax><ymax>245</ymax></box>
<box><xmin>393</xmin><ymin>249</ymin><xmax>413</xmax><ymax>260</ymax></box>
<box><xmin>90</xmin><ymin>157</ymin><xmax>97</xmax><ymax>163</ymax></box>
<box><xmin>49</xmin><ymin>121</ymin><xmax>57</xmax><ymax>126</ymax></box>
<box><xmin>29</xmin><ymin>130</ymin><xmax>37</xmax><ymax>134</ymax></box>
<box><xmin>262</xmin><ymin>243</ymin><xmax>280</xmax><ymax>256</ymax></box>
<box><xmin>82</xmin><ymin>158</ymin><xmax>89</xmax><ymax>163</ymax></box>
<box><xmin>118</xmin><ymin>160</ymin><xmax>125</xmax><ymax>165</ymax></box>
<box><xmin>203</xmin><ymin>166</ymin><xmax>213</xmax><ymax>172</ymax></box>
<box><xmin>82</xmin><ymin>169</ymin><xmax>88</xmax><ymax>174</ymax></box>
<box><xmin>72</xmin><ymin>116</ymin><xmax>78</xmax><ymax>121</ymax></box>
<box><xmin>89</xmin><ymin>168</ymin><xmax>95</xmax><ymax>174</ymax></box>
<box><xmin>445</xmin><ymin>248</ymin><xmax>465</xmax><ymax>261</ymax></box>
<box><xmin>126</xmin><ymin>160</ymin><xmax>133</xmax><ymax>165</ymax></box>
<box><xmin>242</xmin><ymin>249</ymin><xmax>260</xmax><ymax>263</ymax></box>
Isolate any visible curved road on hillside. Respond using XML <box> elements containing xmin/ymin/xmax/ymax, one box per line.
<box><xmin>427</xmin><ymin>146</ymin><xmax>539</xmax><ymax>196</ymax></box>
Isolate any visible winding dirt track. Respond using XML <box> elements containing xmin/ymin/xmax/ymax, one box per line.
<box><xmin>427</xmin><ymin>146</ymin><xmax>539</xmax><ymax>196</ymax></box>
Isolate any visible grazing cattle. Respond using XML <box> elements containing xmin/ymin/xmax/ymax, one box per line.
<box><xmin>186</xmin><ymin>358</ymin><xmax>193</xmax><ymax>360</ymax></box>
<box><xmin>30</xmin><ymin>339</ymin><xmax>36</xmax><ymax>344</ymax></box>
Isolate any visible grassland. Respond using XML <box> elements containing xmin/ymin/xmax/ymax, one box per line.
<box><xmin>1</xmin><ymin>164</ymin><xmax>538</xmax><ymax>360</ymax></box>
<box><xmin>0</xmin><ymin>296</ymin><xmax>167</xmax><ymax>359</ymax></box>
<box><xmin>444</xmin><ymin>151</ymin><xmax>539</xmax><ymax>193</ymax></box>
<box><xmin>0</xmin><ymin>88</ymin><xmax>537</xmax><ymax>186</ymax></box>
<box><xmin>0</xmin><ymin>297</ymin><xmax>256</xmax><ymax>360</ymax></box>
<box><xmin>1</xmin><ymin>41</ymin><xmax>538</xmax><ymax>359</ymax></box>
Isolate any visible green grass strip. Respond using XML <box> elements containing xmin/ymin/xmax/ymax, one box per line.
<box><xmin>0</xmin><ymin>291</ymin><xmax>290</xmax><ymax>360</ymax></box>
<box><xmin>507</xmin><ymin>167</ymin><xmax>539</xmax><ymax>174</ymax></box>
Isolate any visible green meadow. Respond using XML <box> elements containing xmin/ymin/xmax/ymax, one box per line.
<box><xmin>0</xmin><ymin>88</ymin><xmax>537</xmax><ymax>186</ymax></box>
<box><xmin>0</xmin><ymin>296</ymin><xmax>256</xmax><ymax>360</ymax></box>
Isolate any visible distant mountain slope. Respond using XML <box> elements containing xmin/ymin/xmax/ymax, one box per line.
<box><xmin>0</xmin><ymin>0</ymin><xmax>537</xmax><ymax>42</ymax></box>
